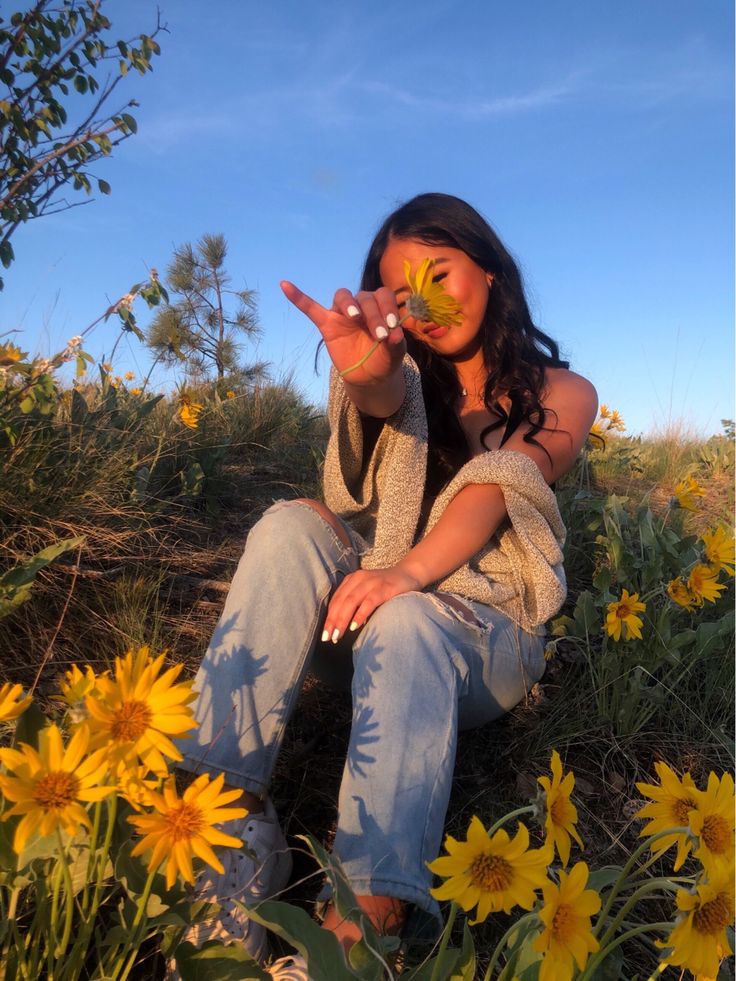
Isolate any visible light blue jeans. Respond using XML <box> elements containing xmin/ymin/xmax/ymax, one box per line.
<box><xmin>177</xmin><ymin>500</ymin><xmax>546</xmax><ymax>924</ymax></box>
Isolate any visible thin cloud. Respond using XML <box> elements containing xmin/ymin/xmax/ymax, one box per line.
<box><xmin>361</xmin><ymin>78</ymin><xmax>577</xmax><ymax>118</ymax></box>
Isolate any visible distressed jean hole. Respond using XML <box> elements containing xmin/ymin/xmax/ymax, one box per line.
<box><xmin>432</xmin><ymin>592</ymin><xmax>488</xmax><ymax>630</ymax></box>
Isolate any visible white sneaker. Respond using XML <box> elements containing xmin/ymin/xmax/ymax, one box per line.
<box><xmin>169</xmin><ymin>798</ymin><xmax>292</xmax><ymax>973</ymax></box>
<box><xmin>268</xmin><ymin>954</ymin><xmax>309</xmax><ymax>979</ymax></box>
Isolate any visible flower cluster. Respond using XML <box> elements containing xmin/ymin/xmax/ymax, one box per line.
<box><xmin>636</xmin><ymin>764</ymin><xmax>735</xmax><ymax>979</ymax></box>
<box><xmin>0</xmin><ymin>647</ymin><xmax>246</xmax><ymax>891</ymax></box>
<box><xmin>588</xmin><ymin>404</ymin><xmax>626</xmax><ymax>446</ymax></box>
<box><xmin>427</xmin><ymin>752</ymin><xmax>734</xmax><ymax>980</ymax></box>
<box><xmin>603</xmin><ymin>508</ymin><xmax>732</xmax><ymax>642</ymax></box>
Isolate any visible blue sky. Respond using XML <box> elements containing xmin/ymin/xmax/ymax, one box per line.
<box><xmin>4</xmin><ymin>0</ymin><xmax>734</xmax><ymax>435</ymax></box>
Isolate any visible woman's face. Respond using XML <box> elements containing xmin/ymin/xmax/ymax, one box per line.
<box><xmin>378</xmin><ymin>237</ymin><xmax>492</xmax><ymax>361</ymax></box>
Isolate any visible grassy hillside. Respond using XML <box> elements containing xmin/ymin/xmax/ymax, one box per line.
<box><xmin>1</xmin><ymin>354</ymin><xmax>733</xmax><ymax>979</ymax></box>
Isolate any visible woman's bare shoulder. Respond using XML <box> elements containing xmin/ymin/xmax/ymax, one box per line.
<box><xmin>542</xmin><ymin>366</ymin><xmax>598</xmax><ymax>414</ymax></box>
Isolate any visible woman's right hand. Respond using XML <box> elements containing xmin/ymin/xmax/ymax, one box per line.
<box><xmin>280</xmin><ymin>281</ymin><xmax>407</xmax><ymax>386</ymax></box>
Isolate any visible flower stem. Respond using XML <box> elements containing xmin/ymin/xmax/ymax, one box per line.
<box><xmin>482</xmin><ymin>911</ymin><xmax>538</xmax><ymax>981</ymax></box>
<box><xmin>578</xmin><ymin>922</ymin><xmax>672</xmax><ymax>980</ymax></box>
<box><xmin>598</xmin><ymin>878</ymin><xmax>679</xmax><ymax>950</ymax></box>
<box><xmin>108</xmin><ymin>862</ymin><xmax>160</xmax><ymax>981</ymax></box>
<box><xmin>55</xmin><ymin>827</ymin><xmax>75</xmax><ymax>959</ymax></box>
<box><xmin>429</xmin><ymin>902</ymin><xmax>459</xmax><ymax>981</ymax></box>
<box><xmin>338</xmin><ymin>313</ymin><xmax>411</xmax><ymax>379</ymax></box>
<box><xmin>487</xmin><ymin>805</ymin><xmax>536</xmax><ymax>837</ymax></box>
<box><xmin>591</xmin><ymin>826</ymin><xmax>688</xmax><ymax>938</ymax></box>
<box><xmin>338</xmin><ymin>340</ymin><xmax>381</xmax><ymax>378</ymax></box>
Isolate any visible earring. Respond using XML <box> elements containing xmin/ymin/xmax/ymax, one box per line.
<box><xmin>486</xmin><ymin>273</ymin><xmax>494</xmax><ymax>287</ymax></box>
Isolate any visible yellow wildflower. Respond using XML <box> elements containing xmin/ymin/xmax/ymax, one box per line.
<box><xmin>0</xmin><ymin>342</ymin><xmax>25</xmax><ymax>366</ymax></box>
<box><xmin>128</xmin><ymin>772</ymin><xmax>248</xmax><ymax>888</ymax></box>
<box><xmin>130</xmin><ymin>387</ymin><xmax>142</xmax><ymax>396</ymax></box>
<box><xmin>688</xmin><ymin>564</ymin><xmax>726</xmax><ymax>606</ymax></box>
<box><xmin>124</xmin><ymin>371</ymin><xmax>135</xmax><ymax>381</ymax></box>
<box><xmin>607</xmin><ymin>410</ymin><xmax>625</xmax><ymax>432</ymax></box>
<box><xmin>635</xmin><ymin>761</ymin><xmax>699</xmax><ymax>870</ymax></box>
<box><xmin>101</xmin><ymin>362</ymin><xmax>112</xmax><ymax>372</ymax></box>
<box><xmin>0</xmin><ymin>724</ymin><xmax>113</xmax><ymax>852</ymax></box>
<box><xmin>538</xmin><ymin>750</ymin><xmax>583</xmax><ymax>867</ymax></box>
<box><xmin>667</xmin><ymin>576</ymin><xmax>698</xmax><ymax>612</ymax></box>
<box><xmin>689</xmin><ymin>772</ymin><xmax>735</xmax><ymax>878</ymax></box>
<box><xmin>534</xmin><ymin>862</ymin><xmax>601</xmax><ymax>981</ymax></box>
<box><xmin>658</xmin><ymin>866</ymin><xmax>734</xmax><ymax>980</ymax></box>
<box><xmin>225</xmin><ymin>390</ymin><xmax>236</xmax><ymax>399</ymax></box>
<box><xmin>604</xmin><ymin>589</ymin><xmax>646</xmax><ymax>642</ymax></box>
<box><xmin>599</xmin><ymin>404</ymin><xmax>610</xmax><ymax>419</ymax></box>
<box><xmin>587</xmin><ymin>420</ymin><xmax>607</xmax><ymax>448</ymax></box>
<box><xmin>84</xmin><ymin>646</ymin><xmax>197</xmax><ymax>775</ymax></box>
<box><xmin>0</xmin><ymin>683</ymin><xmax>32</xmax><ymax>722</ymax></box>
<box><xmin>673</xmin><ymin>476</ymin><xmax>706</xmax><ymax>511</ymax></box>
<box><xmin>117</xmin><ymin>763</ymin><xmax>162</xmax><ymax>812</ymax></box>
<box><xmin>543</xmin><ymin>643</ymin><xmax>557</xmax><ymax>662</ymax></box>
<box><xmin>701</xmin><ymin>526</ymin><xmax>735</xmax><ymax>577</ymax></box>
<box><xmin>178</xmin><ymin>395</ymin><xmax>204</xmax><ymax>430</ymax></box>
<box><xmin>57</xmin><ymin>664</ymin><xmax>101</xmax><ymax>723</ymax></box>
<box><xmin>427</xmin><ymin>816</ymin><xmax>551</xmax><ymax>924</ymax></box>
<box><xmin>403</xmin><ymin>258</ymin><xmax>463</xmax><ymax>327</ymax></box>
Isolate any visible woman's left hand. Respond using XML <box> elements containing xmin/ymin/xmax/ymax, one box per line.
<box><xmin>323</xmin><ymin>567</ymin><xmax>423</xmax><ymax>644</ymax></box>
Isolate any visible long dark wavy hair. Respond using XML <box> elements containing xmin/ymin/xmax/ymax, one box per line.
<box><xmin>360</xmin><ymin>192</ymin><xmax>569</xmax><ymax>497</ymax></box>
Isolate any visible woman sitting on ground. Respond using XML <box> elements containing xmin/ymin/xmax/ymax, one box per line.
<box><xmin>173</xmin><ymin>192</ymin><xmax>598</xmax><ymax>979</ymax></box>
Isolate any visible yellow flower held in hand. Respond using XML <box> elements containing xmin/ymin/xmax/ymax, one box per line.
<box><xmin>605</xmin><ymin>589</ymin><xmax>646</xmax><ymax>642</ymax></box>
<box><xmin>85</xmin><ymin>646</ymin><xmax>197</xmax><ymax>776</ymax></box>
<box><xmin>339</xmin><ymin>256</ymin><xmax>463</xmax><ymax>379</ymax></box>
<box><xmin>667</xmin><ymin>576</ymin><xmax>698</xmax><ymax>612</ymax></box>
<box><xmin>635</xmin><ymin>761</ymin><xmax>699</xmax><ymax>870</ymax></box>
<box><xmin>701</xmin><ymin>526</ymin><xmax>735</xmax><ymax>577</ymax></box>
<box><xmin>427</xmin><ymin>816</ymin><xmax>551</xmax><ymax>923</ymax></box>
<box><xmin>688</xmin><ymin>771</ymin><xmax>735</xmax><ymax>878</ymax></box>
<box><xmin>673</xmin><ymin>476</ymin><xmax>706</xmax><ymax>511</ymax></box>
<box><xmin>0</xmin><ymin>724</ymin><xmax>113</xmax><ymax>852</ymax></box>
<box><xmin>128</xmin><ymin>772</ymin><xmax>248</xmax><ymax>888</ymax></box>
<box><xmin>403</xmin><ymin>257</ymin><xmax>463</xmax><ymax>327</ymax></box>
<box><xmin>688</xmin><ymin>564</ymin><xmax>726</xmax><ymax>606</ymax></box>
<box><xmin>659</xmin><ymin>867</ymin><xmax>734</xmax><ymax>980</ymax></box>
<box><xmin>534</xmin><ymin>862</ymin><xmax>601</xmax><ymax>981</ymax></box>
<box><xmin>538</xmin><ymin>750</ymin><xmax>583</xmax><ymax>866</ymax></box>
<box><xmin>0</xmin><ymin>682</ymin><xmax>32</xmax><ymax>722</ymax></box>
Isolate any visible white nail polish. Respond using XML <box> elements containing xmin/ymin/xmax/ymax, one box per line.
<box><xmin>386</xmin><ymin>313</ymin><xmax>398</xmax><ymax>329</ymax></box>
<box><xmin>376</xmin><ymin>325</ymin><xmax>388</xmax><ymax>339</ymax></box>
<box><xmin>349</xmin><ymin>621</ymin><xmax>359</xmax><ymax>631</ymax></box>
<box><xmin>347</xmin><ymin>304</ymin><xmax>360</xmax><ymax>317</ymax></box>
<box><xmin>331</xmin><ymin>628</ymin><xmax>340</xmax><ymax>643</ymax></box>
<box><xmin>321</xmin><ymin>629</ymin><xmax>330</xmax><ymax>642</ymax></box>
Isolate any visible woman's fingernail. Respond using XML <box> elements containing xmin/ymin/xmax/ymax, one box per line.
<box><xmin>349</xmin><ymin>621</ymin><xmax>359</xmax><ymax>631</ymax></box>
<box><xmin>386</xmin><ymin>313</ymin><xmax>398</xmax><ymax>329</ymax></box>
<box><xmin>376</xmin><ymin>325</ymin><xmax>388</xmax><ymax>339</ymax></box>
<box><xmin>347</xmin><ymin>304</ymin><xmax>360</xmax><ymax>317</ymax></box>
<box><xmin>321</xmin><ymin>629</ymin><xmax>330</xmax><ymax>642</ymax></box>
<box><xmin>331</xmin><ymin>628</ymin><xmax>340</xmax><ymax>643</ymax></box>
